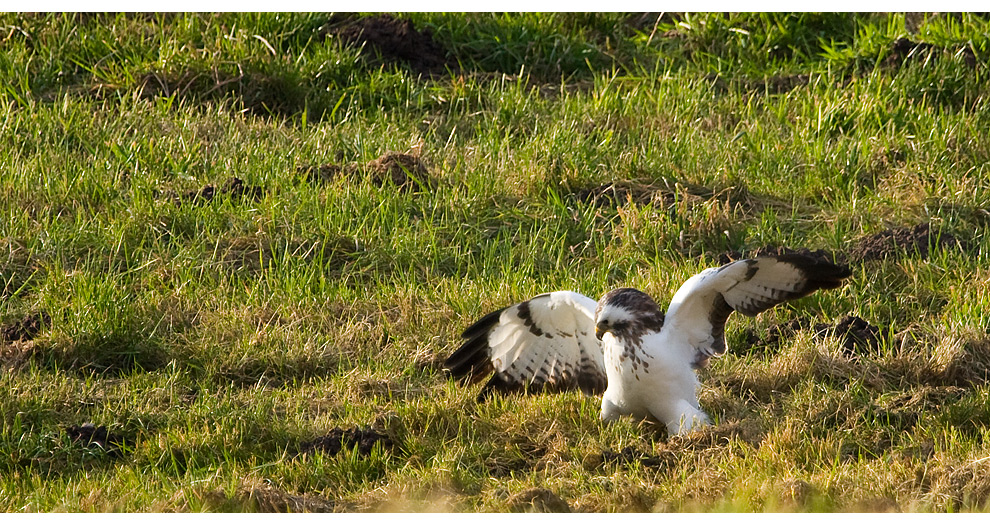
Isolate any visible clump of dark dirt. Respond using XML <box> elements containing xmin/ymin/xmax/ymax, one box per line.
<box><xmin>298</xmin><ymin>151</ymin><xmax>433</xmax><ymax>192</ymax></box>
<box><xmin>64</xmin><ymin>423</ymin><xmax>129</xmax><ymax>457</ymax></box>
<box><xmin>1</xmin><ymin>311</ymin><xmax>49</xmax><ymax>343</ymax></box>
<box><xmin>297</xmin><ymin>426</ymin><xmax>395</xmax><ymax>457</ymax></box>
<box><xmin>831</xmin><ymin>315</ymin><xmax>884</xmax><ymax>357</ymax></box>
<box><xmin>298</xmin><ymin>163</ymin><xmax>345</xmax><ymax>184</ymax></box>
<box><xmin>318</xmin><ymin>14</ymin><xmax>451</xmax><ymax>76</ymax></box>
<box><xmin>879</xmin><ymin>37</ymin><xmax>979</xmax><ymax>71</ymax></box>
<box><xmin>711</xmin><ymin>245</ymin><xmax>844</xmax><ymax>267</ymax></box>
<box><xmin>849</xmin><ymin>223</ymin><xmax>958</xmax><ymax>262</ymax></box>
<box><xmin>745</xmin><ymin>315</ymin><xmax>884</xmax><ymax>358</ymax></box>
<box><xmin>594</xmin><ymin>446</ymin><xmax>677</xmax><ymax>470</ymax></box>
<box><xmin>177</xmin><ymin>177</ymin><xmax>266</xmax><ymax>205</ymax></box>
<box><xmin>506</xmin><ymin>487</ymin><xmax>571</xmax><ymax>513</ymax></box>
<box><xmin>367</xmin><ymin>152</ymin><xmax>431</xmax><ymax>189</ymax></box>
<box><xmin>132</xmin><ymin>69</ymin><xmax>306</xmax><ymax>116</ymax></box>
<box><xmin>884</xmin><ymin>38</ymin><xmax>939</xmax><ymax>69</ymax></box>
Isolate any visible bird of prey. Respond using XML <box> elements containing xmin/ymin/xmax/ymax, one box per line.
<box><xmin>444</xmin><ymin>254</ymin><xmax>851</xmax><ymax>435</ymax></box>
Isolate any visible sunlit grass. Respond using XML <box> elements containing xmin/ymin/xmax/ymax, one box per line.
<box><xmin>1</xmin><ymin>12</ymin><xmax>989</xmax><ymax>512</ymax></box>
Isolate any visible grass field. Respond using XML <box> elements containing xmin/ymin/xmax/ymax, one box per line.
<box><xmin>1</xmin><ymin>12</ymin><xmax>990</xmax><ymax>512</ymax></box>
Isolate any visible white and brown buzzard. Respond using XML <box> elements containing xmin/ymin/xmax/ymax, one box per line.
<box><xmin>444</xmin><ymin>254</ymin><xmax>851</xmax><ymax>435</ymax></box>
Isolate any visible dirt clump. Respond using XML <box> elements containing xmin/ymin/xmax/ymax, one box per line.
<box><xmin>130</xmin><ymin>69</ymin><xmax>305</xmax><ymax>116</ymax></box>
<box><xmin>884</xmin><ymin>38</ymin><xmax>939</xmax><ymax>69</ymax></box>
<box><xmin>367</xmin><ymin>152</ymin><xmax>431</xmax><ymax>189</ymax></box>
<box><xmin>850</xmin><ymin>223</ymin><xmax>958</xmax><ymax>262</ymax></box>
<box><xmin>177</xmin><ymin>176</ymin><xmax>266</xmax><ymax>205</ymax></box>
<box><xmin>320</xmin><ymin>14</ymin><xmax>450</xmax><ymax>76</ymax></box>
<box><xmin>745</xmin><ymin>315</ymin><xmax>884</xmax><ymax>358</ymax></box>
<box><xmin>298</xmin><ymin>426</ymin><xmax>395</xmax><ymax>457</ymax></box>
<box><xmin>299</xmin><ymin>151</ymin><xmax>433</xmax><ymax>192</ymax></box>
<box><xmin>64</xmin><ymin>423</ymin><xmax>130</xmax><ymax>457</ymax></box>
<box><xmin>1</xmin><ymin>311</ymin><xmax>49</xmax><ymax>343</ymax></box>
<box><xmin>831</xmin><ymin>315</ymin><xmax>884</xmax><ymax>357</ymax></box>
<box><xmin>506</xmin><ymin>487</ymin><xmax>571</xmax><ymax>513</ymax></box>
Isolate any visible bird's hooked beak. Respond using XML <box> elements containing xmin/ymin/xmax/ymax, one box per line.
<box><xmin>595</xmin><ymin>321</ymin><xmax>607</xmax><ymax>340</ymax></box>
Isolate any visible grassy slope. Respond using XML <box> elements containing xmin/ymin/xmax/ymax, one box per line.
<box><xmin>1</xmin><ymin>12</ymin><xmax>989</xmax><ymax>512</ymax></box>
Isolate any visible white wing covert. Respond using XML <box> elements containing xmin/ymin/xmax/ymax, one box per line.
<box><xmin>444</xmin><ymin>291</ymin><xmax>606</xmax><ymax>401</ymax></box>
<box><xmin>663</xmin><ymin>254</ymin><xmax>851</xmax><ymax>367</ymax></box>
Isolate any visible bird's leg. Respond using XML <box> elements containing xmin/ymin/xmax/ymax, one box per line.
<box><xmin>657</xmin><ymin>399</ymin><xmax>711</xmax><ymax>435</ymax></box>
<box><xmin>599</xmin><ymin>397</ymin><xmax>624</xmax><ymax>422</ymax></box>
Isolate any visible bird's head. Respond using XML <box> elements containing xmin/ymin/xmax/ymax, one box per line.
<box><xmin>594</xmin><ymin>287</ymin><xmax>664</xmax><ymax>341</ymax></box>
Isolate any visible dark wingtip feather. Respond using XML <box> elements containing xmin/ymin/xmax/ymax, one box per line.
<box><xmin>444</xmin><ymin>307</ymin><xmax>506</xmax><ymax>386</ymax></box>
<box><xmin>476</xmin><ymin>374</ymin><xmax>517</xmax><ymax>402</ymax></box>
<box><xmin>460</xmin><ymin>307</ymin><xmax>505</xmax><ymax>339</ymax></box>
<box><xmin>771</xmin><ymin>253</ymin><xmax>852</xmax><ymax>295</ymax></box>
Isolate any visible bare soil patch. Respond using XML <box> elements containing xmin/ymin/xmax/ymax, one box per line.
<box><xmin>883</xmin><ymin>38</ymin><xmax>978</xmax><ymax>70</ymax></box>
<box><xmin>299</xmin><ymin>151</ymin><xmax>433</xmax><ymax>192</ymax></box>
<box><xmin>1</xmin><ymin>311</ymin><xmax>49</xmax><ymax>343</ymax></box>
<box><xmin>745</xmin><ymin>314</ymin><xmax>884</xmax><ymax>358</ymax></box>
<box><xmin>850</xmin><ymin>223</ymin><xmax>959</xmax><ymax>262</ymax></box>
<box><xmin>173</xmin><ymin>176</ymin><xmax>266</xmax><ymax>206</ymax></box>
<box><xmin>318</xmin><ymin>14</ymin><xmax>451</xmax><ymax>76</ymax></box>
<box><xmin>64</xmin><ymin>423</ymin><xmax>130</xmax><ymax>458</ymax></box>
<box><xmin>132</xmin><ymin>69</ymin><xmax>305</xmax><ymax>116</ymax></box>
<box><xmin>298</xmin><ymin>426</ymin><xmax>396</xmax><ymax>457</ymax></box>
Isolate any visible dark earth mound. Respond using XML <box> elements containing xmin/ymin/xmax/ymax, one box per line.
<box><xmin>299</xmin><ymin>151</ymin><xmax>433</xmax><ymax>192</ymax></box>
<box><xmin>745</xmin><ymin>314</ymin><xmax>884</xmax><ymax>358</ymax></box>
<box><xmin>298</xmin><ymin>426</ymin><xmax>395</xmax><ymax>457</ymax></box>
<box><xmin>884</xmin><ymin>37</ymin><xmax>977</xmax><ymax>70</ymax></box>
<box><xmin>130</xmin><ymin>69</ymin><xmax>305</xmax><ymax>117</ymax></box>
<box><xmin>320</xmin><ymin>14</ymin><xmax>451</xmax><ymax>76</ymax></box>
<box><xmin>179</xmin><ymin>176</ymin><xmax>266</xmax><ymax>205</ymax></box>
<box><xmin>884</xmin><ymin>37</ymin><xmax>939</xmax><ymax>69</ymax></box>
<box><xmin>1</xmin><ymin>311</ymin><xmax>49</xmax><ymax>342</ymax></box>
<box><xmin>850</xmin><ymin>222</ymin><xmax>958</xmax><ymax>262</ymax></box>
<box><xmin>64</xmin><ymin>423</ymin><xmax>129</xmax><ymax>457</ymax></box>
<box><xmin>506</xmin><ymin>487</ymin><xmax>571</xmax><ymax>513</ymax></box>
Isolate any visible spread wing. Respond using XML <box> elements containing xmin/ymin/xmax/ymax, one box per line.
<box><xmin>444</xmin><ymin>291</ymin><xmax>606</xmax><ymax>401</ymax></box>
<box><xmin>663</xmin><ymin>254</ymin><xmax>851</xmax><ymax>367</ymax></box>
